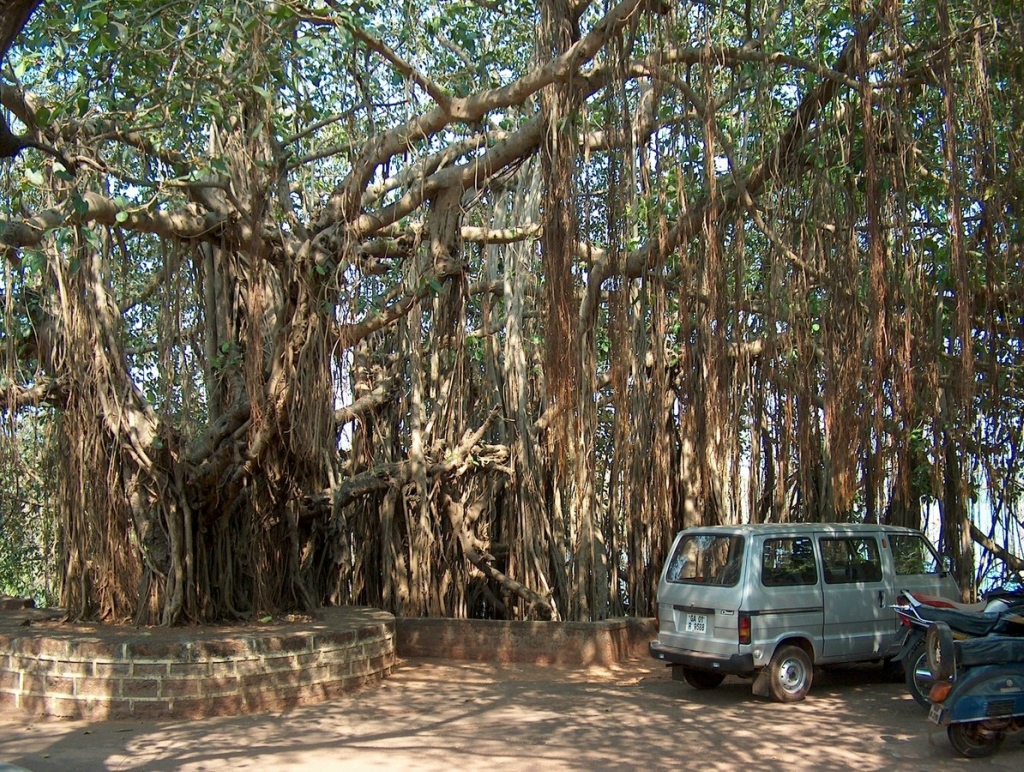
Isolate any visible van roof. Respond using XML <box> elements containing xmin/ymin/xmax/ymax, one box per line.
<box><xmin>675</xmin><ymin>522</ymin><xmax>925</xmax><ymax>536</ymax></box>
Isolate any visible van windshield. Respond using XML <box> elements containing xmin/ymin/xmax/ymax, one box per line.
<box><xmin>665</xmin><ymin>534</ymin><xmax>744</xmax><ymax>586</ymax></box>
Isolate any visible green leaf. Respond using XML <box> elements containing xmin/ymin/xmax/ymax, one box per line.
<box><xmin>115</xmin><ymin>210</ymin><xmax>129</xmax><ymax>224</ymax></box>
<box><xmin>23</xmin><ymin>249</ymin><xmax>45</xmax><ymax>275</ymax></box>
<box><xmin>209</xmin><ymin>158</ymin><xmax>230</xmax><ymax>175</ymax></box>
<box><xmin>71</xmin><ymin>194</ymin><xmax>90</xmax><ymax>216</ymax></box>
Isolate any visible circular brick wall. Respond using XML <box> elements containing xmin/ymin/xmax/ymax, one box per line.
<box><xmin>0</xmin><ymin>606</ymin><xmax>395</xmax><ymax>719</ymax></box>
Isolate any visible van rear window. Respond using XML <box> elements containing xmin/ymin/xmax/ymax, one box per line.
<box><xmin>761</xmin><ymin>537</ymin><xmax>818</xmax><ymax>586</ymax></box>
<box><xmin>820</xmin><ymin>537</ymin><xmax>884</xmax><ymax>584</ymax></box>
<box><xmin>665</xmin><ymin>534</ymin><xmax>744</xmax><ymax>586</ymax></box>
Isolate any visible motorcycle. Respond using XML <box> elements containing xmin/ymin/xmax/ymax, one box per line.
<box><xmin>903</xmin><ymin>581</ymin><xmax>1024</xmax><ymax>612</ymax></box>
<box><xmin>892</xmin><ymin>589</ymin><xmax>1024</xmax><ymax>707</ymax></box>
<box><xmin>925</xmin><ymin>620</ymin><xmax>1024</xmax><ymax>757</ymax></box>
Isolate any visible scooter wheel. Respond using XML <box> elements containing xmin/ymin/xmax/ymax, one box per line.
<box><xmin>948</xmin><ymin>722</ymin><xmax>1005</xmax><ymax>758</ymax></box>
<box><xmin>926</xmin><ymin>621</ymin><xmax>955</xmax><ymax>681</ymax></box>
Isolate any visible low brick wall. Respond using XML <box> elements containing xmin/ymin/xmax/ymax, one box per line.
<box><xmin>396</xmin><ymin>616</ymin><xmax>657</xmax><ymax>666</ymax></box>
<box><xmin>0</xmin><ymin>607</ymin><xmax>656</xmax><ymax>719</ymax></box>
<box><xmin>0</xmin><ymin>607</ymin><xmax>395</xmax><ymax>719</ymax></box>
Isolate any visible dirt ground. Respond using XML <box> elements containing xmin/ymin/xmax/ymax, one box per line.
<box><xmin>2</xmin><ymin>656</ymin><xmax>1022</xmax><ymax>771</ymax></box>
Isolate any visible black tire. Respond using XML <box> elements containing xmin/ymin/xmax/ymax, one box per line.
<box><xmin>768</xmin><ymin>644</ymin><xmax>813</xmax><ymax>702</ymax></box>
<box><xmin>880</xmin><ymin>657</ymin><xmax>904</xmax><ymax>683</ymax></box>
<box><xmin>926</xmin><ymin>621</ymin><xmax>956</xmax><ymax>681</ymax></box>
<box><xmin>947</xmin><ymin>722</ymin><xmax>1005</xmax><ymax>758</ymax></box>
<box><xmin>903</xmin><ymin>641</ymin><xmax>933</xmax><ymax>708</ymax></box>
<box><xmin>681</xmin><ymin>667</ymin><xmax>725</xmax><ymax>690</ymax></box>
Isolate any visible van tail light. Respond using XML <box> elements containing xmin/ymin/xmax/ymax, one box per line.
<box><xmin>738</xmin><ymin>612</ymin><xmax>751</xmax><ymax>645</ymax></box>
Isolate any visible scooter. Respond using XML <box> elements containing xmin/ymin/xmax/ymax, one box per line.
<box><xmin>892</xmin><ymin>590</ymin><xmax>1024</xmax><ymax>707</ymax></box>
<box><xmin>925</xmin><ymin>620</ymin><xmax>1024</xmax><ymax>757</ymax></box>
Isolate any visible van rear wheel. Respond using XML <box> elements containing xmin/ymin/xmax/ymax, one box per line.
<box><xmin>768</xmin><ymin>645</ymin><xmax>812</xmax><ymax>702</ymax></box>
<box><xmin>681</xmin><ymin>667</ymin><xmax>725</xmax><ymax>690</ymax></box>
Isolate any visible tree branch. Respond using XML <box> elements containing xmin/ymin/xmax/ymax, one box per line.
<box><xmin>0</xmin><ymin>0</ymin><xmax>40</xmax><ymax>63</ymax></box>
<box><xmin>970</xmin><ymin>523</ymin><xmax>1024</xmax><ymax>572</ymax></box>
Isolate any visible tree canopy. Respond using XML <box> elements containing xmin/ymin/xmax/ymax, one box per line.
<box><xmin>1</xmin><ymin>0</ymin><xmax>1022</xmax><ymax>623</ymax></box>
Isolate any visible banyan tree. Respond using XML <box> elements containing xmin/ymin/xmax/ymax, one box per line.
<box><xmin>0</xmin><ymin>0</ymin><xmax>1022</xmax><ymax>624</ymax></box>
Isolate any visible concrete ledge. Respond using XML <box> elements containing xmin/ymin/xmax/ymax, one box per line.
<box><xmin>396</xmin><ymin>616</ymin><xmax>657</xmax><ymax>666</ymax></box>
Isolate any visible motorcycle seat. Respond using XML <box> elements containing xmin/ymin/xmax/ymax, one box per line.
<box><xmin>909</xmin><ymin>592</ymin><xmax>987</xmax><ymax>612</ymax></box>
<box><xmin>918</xmin><ymin>605</ymin><xmax>1009</xmax><ymax>637</ymax></box>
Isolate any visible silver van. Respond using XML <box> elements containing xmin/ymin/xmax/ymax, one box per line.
<box><xmin>649</xmin><ymin>523</ymin><xmax>960</xmax><ymax>701</ymax></box>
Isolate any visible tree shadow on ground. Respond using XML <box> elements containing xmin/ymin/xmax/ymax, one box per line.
<box><xmin>1</xmin><ymin>658</ymin><xmax>1022</xmax><ymax>771</ymax></box>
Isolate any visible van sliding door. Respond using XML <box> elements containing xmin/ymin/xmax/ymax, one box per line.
<box><xmin>817</xmin><ymin>535</ymin><xmax>892</xmax><ymax>660</ymax></box>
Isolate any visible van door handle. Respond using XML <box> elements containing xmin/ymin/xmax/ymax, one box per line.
<box><xmin>877</xmin><ymin>590</ymin><xmax>885</xmax><ymax>608</ymax></box>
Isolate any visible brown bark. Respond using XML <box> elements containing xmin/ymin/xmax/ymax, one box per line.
<box><xmin>0</xmin><ymin>0</ymin><xmax>39</xmax><ymax>62</ymax></box>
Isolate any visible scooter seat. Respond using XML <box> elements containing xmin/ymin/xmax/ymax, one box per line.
<box><xmin>955</xmin><ymin>635</ymin><xmax>1024</xmax><ymax>667</ymax></box>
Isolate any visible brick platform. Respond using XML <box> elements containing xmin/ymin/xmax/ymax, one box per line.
<box><xmin>0</xmin><ymin>605</ymin><xmax>655</xmax><ymax>721</ymax></box>
<box><xmin>0</xmin><ymin>606</ymin><xmax>395</xmax><ymax>720</ymax></box>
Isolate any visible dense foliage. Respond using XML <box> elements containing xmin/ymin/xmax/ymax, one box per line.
<box><xmin>0</xmin><ymin>0</ymin><xmax>1021</xmax><ymax>622</ymax></box>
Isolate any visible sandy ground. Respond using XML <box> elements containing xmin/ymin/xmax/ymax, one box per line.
<box><xmin>1</xmin><ymin>656</ymin><xmax>1022</xmax><ymax>771</ymax></box>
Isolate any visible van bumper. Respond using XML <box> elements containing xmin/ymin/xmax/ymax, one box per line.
<box><xmin>649</xmin><ymin>641</ymin><xmax>756</xmax><ymax>674</ymax></box>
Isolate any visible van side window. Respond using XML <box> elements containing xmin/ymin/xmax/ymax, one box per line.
<box><xmin>820</xmin><ymin>537</ymin><xmax>883</xmax><ymax>584</ymax></box>
<box><xmin>889</xmin><ymin>534</ymin><xmax>942</xmax><ymax>575</ymax></box>
<box><xmin>761</xmin><ymin>538</ymin><xmax>818</xmax><ymax>586</ymax></box>
<box><xmin>666</xmin><ymin>534</ymin><xmax>745</xmax><ymax>586</ymax></box>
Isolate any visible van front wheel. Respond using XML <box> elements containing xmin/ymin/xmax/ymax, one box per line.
<box><xmin>768</xmin><ymin>645</ymin><xmax>813</xmax><ymax>702</ymax></box>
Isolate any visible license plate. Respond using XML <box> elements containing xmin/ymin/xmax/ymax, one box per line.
<box><xmin>685</xmin><ymin>613</ymin><xmax>709</xmax><ymax>634</ymax></box>
<box><xmin>928</xmin><ymin>703</ymin><xmax>945</xmax><ymax>725</ymax></box>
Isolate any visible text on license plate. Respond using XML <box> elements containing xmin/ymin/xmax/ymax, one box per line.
<box><xmin>928</xmin><ymin>703</ymin><xmax>944</xmax><ymax>725</ymax></box>
<box><xmin>685</xmin><ymin>613</ymin><xmax>709</xmax><ymax>634</ymax></box>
